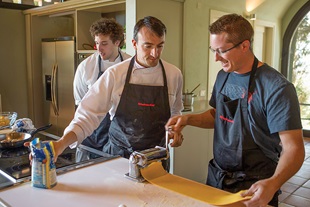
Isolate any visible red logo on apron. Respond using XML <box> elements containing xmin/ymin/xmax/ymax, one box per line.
<box><xmin>138</xmin><ymin>102</ymin><xmax>155</xmax><ymax>107</ymax></box>
<box><xmin>219</xmin><ymin>115</ymin><xmax>234</xmax><ymax>123</ymax></box>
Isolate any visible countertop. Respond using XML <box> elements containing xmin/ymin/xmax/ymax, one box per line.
<box><xmin>0</xmin><ymin>157</ymin><xmax>245</xmax><ymax>207</ymax></box>
<box><xmin>183</xmin><ymin>99</ymin><xmax>210</xmax><ymax>114</ymax></box>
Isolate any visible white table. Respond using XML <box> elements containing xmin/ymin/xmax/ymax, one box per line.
<box><xmin>0</xmin><ymin>157</ymin><xmax>245</xmax><ymax>207</ymax></box>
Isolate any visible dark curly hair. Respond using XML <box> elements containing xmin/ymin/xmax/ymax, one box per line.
<box><xmin>89</xmin><ymin>18</ymin><xmax>125</xmax><ymax>48</ymax></box>
<box><xmin>209</xmin><ymin>13</ymin><xmax>254</xmax><ymax>48</ymax></box>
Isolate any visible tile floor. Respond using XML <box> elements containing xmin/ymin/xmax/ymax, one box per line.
<box><xmin>278</xmin><ymin>137</ymin><xmax>310</xmax><ymax>207</ymax></box>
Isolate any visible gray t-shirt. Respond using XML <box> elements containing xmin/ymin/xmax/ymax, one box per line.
<box><xmin>210</xmin><ymin>63</ymin><xmax>302</xmax><ymax>162</ymax></box>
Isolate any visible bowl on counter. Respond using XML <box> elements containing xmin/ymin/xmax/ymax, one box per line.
<box><xmin>0</xmin><ymin>112</ymin><xmax>17</xmax><ymax>129</ymax></box>
<box><xmin>182</xmin><ymin>93</ymin><xmax>194</xmax><ymax>107</ymax></box>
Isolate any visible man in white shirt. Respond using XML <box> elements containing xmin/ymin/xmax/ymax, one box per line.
<box><xmin>52</xmin><ymin>16</ymin><xmax>184</xmax><ymax>162</ymax></box>
<box><xmin>73</xmin><ymin>18</ymin><xmax>130</xmax><ymax>159</ymax></box>
<box><xmin>74</xmin><ymin>18</ymin><xmax>131</xmax><ymax>105</ymax></box>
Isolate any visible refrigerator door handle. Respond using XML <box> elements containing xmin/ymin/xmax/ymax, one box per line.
<box><xmin>54</xmin><ymin>63</ymin><xmax>59</xmax><ymax>115</ymax></box>
<box><xmin>51</xmin><ymin>63</ymin><xmax>59</xmax><ymax>116</ymax></box>
<box><xmin>51</xmin><ymin>64</ymin><xmax>57</xmax><ymax>115</ymax></box>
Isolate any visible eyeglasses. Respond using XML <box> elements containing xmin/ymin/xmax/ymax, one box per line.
<box><xmin>209</xmin><ymin>41</ymin><xmax>244</xmax><ymax>56</ymax></box>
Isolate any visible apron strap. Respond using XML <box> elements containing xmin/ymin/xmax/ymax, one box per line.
<box><xmin>247</xmin><ymin>56</ymin><xmax>259</xmax><ymax>96</ymax></box>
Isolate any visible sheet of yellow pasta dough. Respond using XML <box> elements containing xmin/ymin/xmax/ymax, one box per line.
<box><xmin>140</xmin><ymin>162</ymin><xmax>251</xmax><ymax>206</ymax></box>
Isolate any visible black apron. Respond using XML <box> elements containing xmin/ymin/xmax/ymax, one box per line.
<box><xmin>207</xmin><ymin>57</ymin><xmax>277</xmax><ymax>193</ymax></box>
<box><xmin>102</xmin><ymin>57</ymin><xmax>171</xmax><ymax>159</ymax></box>
<box><xmin>81</xmin><ymin>52</ymin><xmax>124</xmax><ymax>150</ymax></box>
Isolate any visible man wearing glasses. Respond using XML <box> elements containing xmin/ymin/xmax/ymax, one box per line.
<box><xmin>166</xmin><ymin>13</ymin><xmax>304</xmax><ymax>207</ymax></box>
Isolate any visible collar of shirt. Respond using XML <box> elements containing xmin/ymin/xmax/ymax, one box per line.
<box><xmin>101</xmin><ymin>55</ymin><xmax>122</xmax><ymax>71</ymax></box>
<box><xmin>133</xmin><ymin>60</ymin><xmax>160</xmax><ymax>73</ymax></box>
<box><xmin>102</xmin><ymin>54</ymin><xmax>121</xmax><ymax>64</ymax></box>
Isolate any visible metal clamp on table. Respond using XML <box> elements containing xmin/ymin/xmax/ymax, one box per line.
<box><xmin>125</xmin><ymin>146</ymin><xmax>169</xmax><ymax>182</ymax></box>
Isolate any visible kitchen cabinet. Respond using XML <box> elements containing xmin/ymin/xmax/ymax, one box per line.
<box><xmin>0</xmin><ymin>0</ymin><xmax>62</xmax><ymax>10</ymax></box>
<box><xmin>76</xmin><ymin>3</ymin><xmax>125</xmax><ymax>53</ymax></box>
<box><xmin>0</xmin><ymin>0</ymin><xmax>36</xmax><ymax>10</ymax></box>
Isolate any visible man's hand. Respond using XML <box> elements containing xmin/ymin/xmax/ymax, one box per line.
<box><xmin>169</xmin><ymin>132</ymin><xmax>184</xmax><ymax>147</ymax></box>
<box><xmin>165</xmin><ymin>115</ymin><xmax>188</xmax><ymax>133</ymax></box>
<box><xmin>241</xmin><ymin>178</ymin><xmax>278</xmax><ymax>207</ymax></box>
<box><xmin>24</xmin><ymin>140</ymin><xmax>62</xmax><ymax>164</ymax></box>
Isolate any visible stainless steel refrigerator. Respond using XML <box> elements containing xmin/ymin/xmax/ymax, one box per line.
<box><xmin>42</xmin><ymin>36</ymin><xmax>76</xmax><ymax>136</ymax></box>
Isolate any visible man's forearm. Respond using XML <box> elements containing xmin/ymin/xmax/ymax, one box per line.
<box><xmin>54</xmin><ymin>131</ymin><xmax>78</xmax><ymax>156</ymax></box>
<box><xmin>186</xmin><ymin>108</ymin><xmax>215</xmax><ymax>129</ymax></box>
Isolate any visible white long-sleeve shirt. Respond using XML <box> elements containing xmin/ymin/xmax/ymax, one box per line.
<box><xmin>66</xmin><ymin>57</ymin><xmax>184</xmax><ymax>146</ymax></box>
<box><xmin>73</xmin><ymin>51</ymin><xmax>131</xmax><ymax>105</ymax></box>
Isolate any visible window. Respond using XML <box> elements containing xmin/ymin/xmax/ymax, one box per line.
<box><xmin>282</xmin><ymin>1</ymin><xmax>310</xmax><ymax>137</ymax></box>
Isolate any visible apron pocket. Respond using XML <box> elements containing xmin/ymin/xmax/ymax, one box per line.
<box><xmin>220</xmin><ymin>95</ymin><xmax>240</xmax><ymax>119</ymax></box>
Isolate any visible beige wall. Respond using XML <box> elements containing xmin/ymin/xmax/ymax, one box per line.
<box><xmin>0</xmin><ymin>8</ymin><xmax>28</xmax><ymax>117</ymax></box>
<box><xmin>281</xmin><ymin>0</ymin><xmax>308</xmax><ymax>35</ymax></box>
<box><xmin>126</xmin><ymin>0</ymin><xmax>183</xmax><ymax>70</ymax></box>
<box><xmin>182</xmin><ymin>0</ymin><xmax>306</xmax><ymax>98</ymax></box>
<box><xmin>183</xmin><ymin>0</ymin><xmax>244</xmax><ymax>95</ymax></box>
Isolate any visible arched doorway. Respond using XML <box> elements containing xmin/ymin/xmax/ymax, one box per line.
<box><xmin>281</xmin><ymin>1</ymin><xmax>310</xmax><ymax>137</ymax></box>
